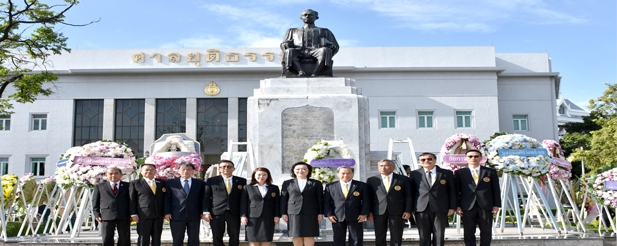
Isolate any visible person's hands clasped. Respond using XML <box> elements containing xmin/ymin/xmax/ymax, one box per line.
<box><xmin>241</xmin><ymin>216</ymin><xmax>248</xmax><ymax>226</ymax></box>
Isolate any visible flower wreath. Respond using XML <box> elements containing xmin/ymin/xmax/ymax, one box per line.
<box><xmin>145</xmin><ymin>153</ymin><xmax>203</xmax><ymax>180</ymax></box>
<box><xmin>542</xmin><ymin>140</ymin><xmax>572</xmax><ymax>180</ymax></box>
<box><xmin>58</xmin><ymin>140</ymin><xmax>137</xmax><ymax>188</ymax></box>
<box><xmin>1</xmin><ymin>174</ymin><xmax>18</xmax><ymax>210</ymax></box>
<box><xmin>439</xmin><ymin>133</ymin><xmax>484</xmax><ymax>171</ymax></box>
<box><xmin>485</xmin><ymin>134</ymin><xmax>550</xmax><ymax>177</ymax></box>
<box><xmin>302</xmin><ymin>141</ymin><xmax>353</xmax><ymax>184</ymax></box>
<box><xmin>592</xmin><ymin>168</ymin><xmax>617</xmax><ymax>208</ymax></box>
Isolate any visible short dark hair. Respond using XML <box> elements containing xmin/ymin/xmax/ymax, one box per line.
<box><xmin>402</xmin><ymin>165</ymin><xmax>411</xmax><ymax>170</ymax></box>
<box><xmin>466</xmin><ymin>149</ymin><xmax>483</xmax><ymax>156</ymax></box>
<box><xmin>178</xmin><ymin>163</ymin><xmax>195</xmax><ymax>170</ymax></box>
<box><xmin>218</xmin><ymin>160</ymin><xmax>234</xmax><ymax>167</ymax></box>
<box><xmin>250</xmin><ymin>167</ymin><xmax>273</xmax><ymax>185</ymax></box>
<box><xmin>141</xmin><ymin>163</ymin><xmax>156</xmax><ymax>169</ymax></box>
<box><xmin>290</xmin><ymin>162</ymin><xmax>312</xmax><ymax>178</ymax></box>
<box><xmin>419</xmin><ymin>152</ymin><xmax>437</xmax><ymax>159</ymax></box>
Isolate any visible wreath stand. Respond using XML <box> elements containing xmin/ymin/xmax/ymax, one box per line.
<box><xmin>545</xmin><ymin>177</ymin><xmax>586</xmax><ymax>232</ymax></box>
<box><xmin>17</xmin><ymin>181</ymin><xmax>43</xmax><ymax>236</ymax></box>
<box><xmin>578</xmin><ymin>183</ymin><xmax>617</xmax><ymax>234</ymax></box>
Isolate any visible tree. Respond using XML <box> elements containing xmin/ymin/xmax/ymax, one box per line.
<box><xmin>568</xmin><ymin>83</ymin><xmax>617</xmax><ymax>173</ymax></box>
<box><xmin>0</xmin><ymin>0</ymin><xmax>95</xmax><ymax>115</ymax></box>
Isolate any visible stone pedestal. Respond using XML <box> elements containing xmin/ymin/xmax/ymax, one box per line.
<box><xmin>247</xmin><ymin>77</ymin><xmax>370</xmax><ymax>185</ymax></box>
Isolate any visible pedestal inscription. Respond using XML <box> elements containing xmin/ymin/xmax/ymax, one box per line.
<box><xmin>281</xmin><ymin>106</ymin><xmax>334</xmax><ymax>172</ymax></box>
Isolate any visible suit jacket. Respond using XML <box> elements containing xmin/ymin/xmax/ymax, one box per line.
<box><xmin>324</xmin><ymin>180</ymin><xmax>370</xmax><ymax>222</ymax></box>
<box><xmin>280</xmin><ymin>178</ymin><xmax>324</xmax><ymax>215</ymax></box>
<box><xmin>240</xmin><ymin>184</ymin><xmax>281</xmax><ymax>218</ymax></box>
<box><xmin>129</xmin><ymin>178</ymin><xmax>166</xmax><ymax>219</ymax></box>
<box><xmin>204</xmin><ymin>175</ymin><xmax>247</xmax><ymax>216</ymax></box>
<box><xmin>92</xmin><ymin>181</ymin><xmax>131</xmax><ymax>220</ymax></box>
<box><xmin>410</xmin><ymin>166</ymin><xmax>457</xmax><ymax>213</ymax></box>
<box><xmin>366</xmin><ymin>173</ymin><xmax>412</xmax><ymax>216</ymax></box>
<box><xmin>163</xmin><ymin>178</ymin><xmax>206</xmax><ymax>221</ymax></box>
<box><xmin>455</xmin><ymin>166</ymin><xmax>501</xmax><ymax>211</ymax></box>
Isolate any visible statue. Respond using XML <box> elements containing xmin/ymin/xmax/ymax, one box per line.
<box><xmin>281</xmin><ymin>9</ymin><xmax>339</xmax><ymax>77</ymax></box>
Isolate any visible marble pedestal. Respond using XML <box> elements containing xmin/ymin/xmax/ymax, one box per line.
<box><xmin>247</xmin><ymin>77</ymin><xmax>370</xmax><ymax>185</ymax></box>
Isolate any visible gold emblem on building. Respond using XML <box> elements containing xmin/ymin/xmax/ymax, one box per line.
<box><xmin>204</xmin><ymin>81</ymin><xmax>220</xmax><ymax>96</ymax></box>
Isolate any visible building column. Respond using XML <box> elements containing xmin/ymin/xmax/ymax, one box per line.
<box><xmin>186</xmin><ymin>98</ymin><xmax>197</xmax><ymax>140</ymax></box>
<box><xmin>144</xmin><ymin>98</ymin><xmax>156</xmax><ymax>155</ymax></box>
<box><xmin>228</xmin><ymin>98</ymin><xmax>239</xmax><ymax>152</ymax></box>
<box><xmin>102</xmin><ymin>99</ymin><xmax>115</xmax><ymax>140</ymax></box>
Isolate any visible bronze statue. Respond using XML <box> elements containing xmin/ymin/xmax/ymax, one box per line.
<box><xmin>281</xmin><ymin>9</ymin><xmax>339</xmax><ymax>77</ymax></box>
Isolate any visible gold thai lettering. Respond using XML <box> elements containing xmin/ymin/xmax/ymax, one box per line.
<box><xmin>168</xmin><ymin>53</ymin><xmax>181</xmax><ymax>63</ymax></box>
<box><xmin>244</xmin><ymin>52</ymin><xmax>257</xmax><ymax>62</ymax></box>
<box><xmin>207</xmin><ymin>49</ymin><xmax>220</xmax><ymax>62</ymax></box>
<box><xmin>262</xmin><ymin>52</ymin><xmax>274</xmax><ymax>61</ymax></box>
<box><xmin>132</xmin><ymin>52</ymin><xmax>144</xmax><ymax>63</ymax></box>
<box><xmin>188</xmin><ymin>52</ymin><xmax>200</xmax><ymax>66</ymax></box>
<box><xmin>226</xmin><ymin>52</ymin><xmax>239</xmax><ymax>62</ymax></box>
<box><xmin>150</xmin><ymin>53</ymin><xmax>162</xmax><ymax>63</ymax></box>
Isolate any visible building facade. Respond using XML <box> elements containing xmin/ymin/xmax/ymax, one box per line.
<box><xmin>0</xmin><ymin>46</ymin><xmax>561</xmax><ymax>178</ymax></box>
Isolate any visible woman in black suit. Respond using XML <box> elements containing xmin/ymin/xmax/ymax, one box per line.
<box><xmin>280</xmin><ymin>162</ymin><xmax>324</xmax><ymax>246</ymax></box>
<box><xmin>240</xmin><ymin>167</ymin><xmax>280</xmax><ymax>246</ymax></box>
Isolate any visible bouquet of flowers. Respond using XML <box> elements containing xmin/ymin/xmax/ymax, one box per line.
<box><xmin>440</xmin><ymin>133</ymin><xmax>484</xmax><ymax>171</ymax></box>
<box><xmin>312</xmin><ymin>167</ymin><xmax>335</xmax><ymax>184</ymax></box>
<box><xmin>60</xmin><ymin>140</ymin><xmax>137</xmax><ymax>187</ymax></box>
<box><xmin>17</xmin><ymin>173</ymin><xmax>37</xmax><ymax>208</ymax></box>
<box><xmin>542</xmin><ymin>140</ymin><xmax>572</xmax><ymax>180</ymax></box>
<box><xmin>302</xmin><ymin>141</ymin><xmax>354</xmax><ymax>164</ymax></box>
<box><xmin>145</xmin><ymin>153</ymin><xmax>203</xmax><ymax>180</ymax></box>
<box><xmin>485</xmin><ymin>134</ymin><xmax>550</xmax><ymax>177</ymax></box>
<box><xmin>592</xmin><ymin>168</ymin><xmax>617</xmax><ymax>208</ymax></box>
<box><xmin>1</xmin><ymin>174</ymin><xmax>18</xmax><ymax>210</ymax></box>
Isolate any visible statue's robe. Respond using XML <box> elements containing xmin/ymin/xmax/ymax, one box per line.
<box><xmin>280</xmin><ymin>26</ymin><xmax>339</xmax><ymax>72</ymax></box>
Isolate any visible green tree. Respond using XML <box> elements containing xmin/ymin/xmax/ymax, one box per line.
<box><xmin>0</xmin><ymin>0</ymin><xmax>95</xmax><ymax>115</ymax></box>
<box><xmin>589</xmin><ymin>82</ymin><xmax>617</xmax><ymax>122</ymax></box>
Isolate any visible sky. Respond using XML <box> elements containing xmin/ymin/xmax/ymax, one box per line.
<box><xmin>55</xmin><ymin>0</ymin><xmax>615</xmax><ymax>109</ymax></box>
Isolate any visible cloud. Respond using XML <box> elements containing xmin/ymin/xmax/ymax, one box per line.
<box><xmin>333</xmin><ymin>0</ymin><xmax>586</xmax><ymax>32</ymax></box>
<box><xmin>159</xmin><ymin>37</ymin><xmax>226</xmax><ymax>49</ymax></box>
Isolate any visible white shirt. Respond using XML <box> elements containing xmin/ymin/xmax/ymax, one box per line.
<box><xmin>109</xmin><ymin>181</ymin><xmax>119</xmax><ymax>189</ymax></box>
<box><xmin>298</xmin><ymin>178</ymin><xmax>307</xmax><ymax>192</ymax></box>
<box><xmin>254</xmin><ymin>183</ymin><xmax>268</xmax><ymax>198</ymax></box>
<box><xmin>469</xmin><ymin>166</ymin><xmax>481</xmax><ymax>176</ymax></box>
<box><xmin>222</xmin><ymin>175</ymin><xmax>233</xmax><ymax>186</ymax></box>
<box><xmin>382</xmin><ymin>173</ymin><xmax>393</xmax><ymax>187</ymax></box>
<box><xmin>180</xmin><ymin>177</ymin><xmax>192</xmax><ymax>188</ymax></box>
<box><xmin>340</xmin><ymin>180</ymin><xmax>352</xmax><ymax>193</ymax></box>
<box><xmin>145</xmin><ymin>178</ymin><xmax>156</xmax><ymax>188</ymax></box>
<box><xmin>423</xmin><ymin>168</ymin><xmax>435</xmax><ymax>185</ymax></box>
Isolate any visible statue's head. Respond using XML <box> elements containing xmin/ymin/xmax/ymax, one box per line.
<box><xmin>300</xmin><ymin>9</ymin><xmax>319</xmax><ymax>23</ymax></box>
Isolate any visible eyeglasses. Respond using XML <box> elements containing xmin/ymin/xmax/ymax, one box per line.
<box><xmin>419</xmin><ymin>158</ymin><xmax>434</xmax><ymax>162</ymax></box>
<box><xmin>219</xmin><ymin>166</ymin><xmax>234</xmax><ymax>169</ymax></box>
<box><xmin>466</xmin><ymin>155</ymin><xmax>481</xmax><ymax>158</ymax></box>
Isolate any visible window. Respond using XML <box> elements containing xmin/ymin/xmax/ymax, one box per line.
<box><xmin>0</xmin><ymin>115</ymin><xmax>9</xmax><ymax>130</ymax></box>
<box><xmin>31</xmin><ymin>157</ymin><xmax>45</xmax><ymax>176</ymax></box>
<box><xmin>74</xmin><ymin>100</ymin><xmax>104</xmax><ymax>146</ymax></box>
<box><xmin>196</xmin><ymin>99</ymin><xmax>228</xmax><ymax>153</ymax></box>
<box><xmin>380</xmin><ymin>111</ymin><xmax>396</xmax><ymax>128</ymax></box>
<box><xmin>238</xmin><ymin>98</ymin><xmax>247</xmax><ymax>151</ymax></box>
<box><xmin>513</xmin><ymin>115</ymin><xmax>528</xmax><ymax>131</ymax></box>
<box><xmin>115</xmin><ymin>99</ymin><xmax>145</xmax><ymax>157</ymax></box>
<box><xmin>31</xmin><ymin>114</ymin><xmax>47</xmax><ymax>131</ymax></box>
<box><xmin>558</xmin><ymin>105</ymin><xmax>566</xmax><ymax>115</ymax></box>
<box><xmin>156</xmin><ymin>99</ymin><xmax>186</xmax><ymax>138</ymax></box>
<box><xmin>456</xmin><ymin>111</ymin><xmax>472</xmax><ymax>128</ymax></box>
<box><xmin>418</xmin><ymin>111</ymin><xmax>434</xmax><ymax>128</ymax></box>
<box><xmin>0</xmin><ymin>158</ymin><xmax>8</xmax><ymax>175</ymax></box>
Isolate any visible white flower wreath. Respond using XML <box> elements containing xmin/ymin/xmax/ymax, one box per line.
<box><xmin>302</xmin><ymin>140</ymin><xmax>354</xmax><ymax>184</ymax></box>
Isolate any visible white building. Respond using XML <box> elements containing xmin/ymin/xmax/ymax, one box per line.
<box><xmin>556</xmin><ymin>98</ymin><xmax>591</xmax><ymax>138</ymax></box>
<box><xmin>0</xmin><ymin>46</ymin><xmax>561</xmax><ymax>178</ymax></box>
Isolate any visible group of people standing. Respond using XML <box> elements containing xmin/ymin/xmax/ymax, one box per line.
<box><xmin>92</xmin><ymin>149</ymin><xmax>500</xmax><ymax>246</ymax></box>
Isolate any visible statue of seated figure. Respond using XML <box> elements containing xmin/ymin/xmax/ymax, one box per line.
<box><xmin>280</xmin><ymin>9</ymin><xmax>339</xmax><ymax>77</ymax></box>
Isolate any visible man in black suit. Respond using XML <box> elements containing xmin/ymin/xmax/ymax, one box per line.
<box><xmin>367</xmin><ymin>159</ymin><xmax>412</xmax><ymax>246</ymax></box>
<box><xmin>324</xmin><ymin>166</ymin><xmax>369</xmax><ymax>246</ymax></box>
<box><xmin>164</xmin><ymin>163</ymin><xmax>206</xmax><ymax>246</ymax></box>
<box><xmin>129</xmin><ymin>163</ymin><xmax>166</xmax><ymax>246</ymax></box>
<box><xmin>410</xmin><ymin>153</ymin><xmax>456</xmax><ymax>246</ymax></box>
<box><xmin>455</xmin><ymin>150</ymin><xmax>501</xmax><ymax>246</ymax></box>
<box><xmin>203</xmin><ymin>160</ymin><xmax>247</xmax><ymax>246</ymax></box>
<box><xmin>92</xmin><ymin>167</ymin><xmax>131</xmax><ymax>246</ymax></box>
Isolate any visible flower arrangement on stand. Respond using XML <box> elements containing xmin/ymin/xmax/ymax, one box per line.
<box><xmin>58</xmin><ymin>140</ymin><xmax>137</xmax><ymax>187</ymax></box>
<box><xmin>591</xmin><ymin>168</ymin><xmax>617</xmax><ymax>208</ymax></box>
<box><xmin>485</xmin><ymin>134</ymin><xmax>551</xmax><ymax>177</ymax></box>
<box><xmin>439</xmin><ymin>133</ymin><xmax>484</xmax><ymax>171</ymax></box>
<box><xmin>542</xmin><ymin>140</ymin><xmax>572</xmax><ymax>180</ymax></box>
<box><xmin>145</xmin><ymin>153</ymin><xmax>203</xmax><ymax>180</ymax></box>
<box><xmin>302</xmin><ymin>140</ymin><xmax>354</xmax><ymax>184</ymax></box>
<box><xmin>38</xmin><ymin>177</ymin><xmax>56</xmax><ymax>206</ymax></box>
<box><xmin>1</xmin><ymin>174</ymin><xmax>18</xmax><ymax>210</ymax></box>
<box><xmin>17</xmin><ymin>173</ymin><xmax>37</xmax><ymax>209</ymax></box>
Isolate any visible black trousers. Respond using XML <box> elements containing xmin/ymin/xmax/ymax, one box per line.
<box><xmin>373</xmin><ymin>211</ymin><xmax>405</xmax><ymax>246</ymax></box>
<box><xmin>136</xmin><ymin>217</ymin><xmax>164</xmax><ymax>246</ymax></box>
<box><xmin>462</xmin><ymin>204</ymin><xmax>493</xmax><ymax>246</ymax></box>
<box><xmin>211</xmin><ymin>210</ymin><xmax>241</xmax><ymax>246</ymax></box>
<box><xmin>170</xmin><ymin>219</ymin><xmax>201</xmax><ymax>246</ymax></box>
<box><xmin>332</xmin><ymin>218</ymin><xmax>364</xmax><ymax>246</ymax></box>
<box><xmin>101</xmin><ymin>219</ymin><xmax>130</xmax><ymax>246</ymax></box>
<box><xmin>415</xmin><ymin>210</ymin><xmax>448</xmax><ymax>246</ymax></box>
